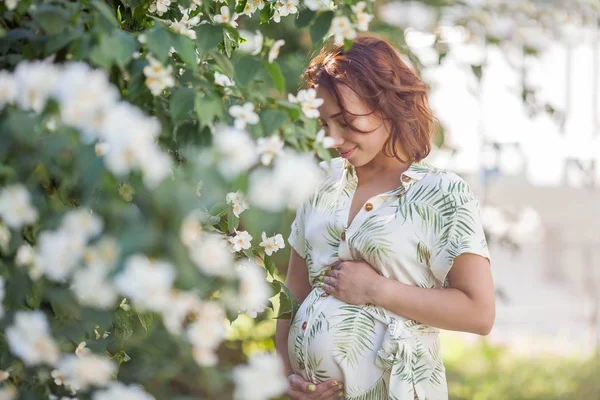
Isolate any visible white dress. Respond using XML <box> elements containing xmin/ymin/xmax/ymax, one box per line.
<box><xmin>287</xmin><ymin>157</ymin><xmax>491</xmax><ymax>399</ymax></box>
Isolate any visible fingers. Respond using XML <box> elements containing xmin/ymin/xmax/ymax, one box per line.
<box><xmin>316</xmin><ymin>380</ymin><xmax>345</xmax><ymax>399</ymax></box>
<box><xmin>288</xmin><ymin>374</ymin><xmax>317</xmax><ymax>394</ymax></box>
<box><xmin>287</xmin><ymin>388</ymin><xmax>306</xmax><ymax>400</ymax></box>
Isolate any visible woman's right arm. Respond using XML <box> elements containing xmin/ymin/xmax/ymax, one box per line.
<box><xmin>275</xmin><ymin>248</ymin><xmax>312</xmax><ymax>375</ymax></box>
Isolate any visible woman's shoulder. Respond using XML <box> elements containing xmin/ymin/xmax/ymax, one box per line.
<box><xmin>410</xmin><ymin>162</ymin><xmax>478</xmax><ymax>207</ymax></box>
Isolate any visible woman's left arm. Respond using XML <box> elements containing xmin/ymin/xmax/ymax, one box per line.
<box><xmin>324</xmin><ymin>253</ymin><xmax>495</xmax><ymax>335</ymax></box>
<box><xmin>369</xmin><ymin>253</ymin><xmax>495</xmax><ymax>335</ymax></box>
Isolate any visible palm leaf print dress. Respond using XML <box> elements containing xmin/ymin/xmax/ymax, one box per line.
<box><xmin>287</xmin><ymin>157</ymin><xmax>491</xmax><ymax>400</ymax></box>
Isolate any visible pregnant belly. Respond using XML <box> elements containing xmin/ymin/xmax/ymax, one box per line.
<box><xmin>287</xmin><ymin>287</ymin><xmax>389</xmax><ymax>386</ymax></box>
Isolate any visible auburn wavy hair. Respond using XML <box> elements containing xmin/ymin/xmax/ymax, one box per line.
<box><xmin>301</xmin><ymin>34</ymin><xmax>435</xmax><ymax>163</ymax></box>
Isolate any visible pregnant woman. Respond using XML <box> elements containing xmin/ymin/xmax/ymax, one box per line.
<box><xmin>275</xmin><ymin>35</ymin><xmax>495</xmax><ymax>400</ymax></box>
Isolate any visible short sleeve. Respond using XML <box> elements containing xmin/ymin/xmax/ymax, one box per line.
<box><xmin>430</xmin><ymin>197</ymin><xmax>491</xmax><ymax>286</ymax></box>
<box><xmin>288</xmin><ymin>201</ymin><xmax>308</xmax><ymax>259</ymax></box>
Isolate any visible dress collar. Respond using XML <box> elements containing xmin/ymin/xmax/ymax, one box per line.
<box><xmin>342</xmin><ymin>159</ymin><xmax>430</xmax><ymax>184</ymax></box>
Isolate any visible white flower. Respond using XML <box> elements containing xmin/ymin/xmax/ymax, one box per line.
<box><xmin>0</xmin><ymin>224</ymin><xmax>9</xmax><ymax>254</ymax></box>
<box><xmin>329</xmin><ymin>16</ymin><xmax>357</xmax><ymax>45</ymax></box>
<box><xmin>114</xmin><ymin>254</ymin><xmax>176</xmax><ymax>312</ymax></box>
<box><xmin>228</xmin><ymin>230</ymin><xmax>253</xmax><ymax>252</ymax></box>
<box><xmin>229</xmin><ymin>102</ymin><xmax>260</xmax><ymax>130</ymax></box>
<box><xmin>180</xmin><ymin>210</ymin><xmax>205</xmax><ymax>248</ymax></box>
<box><xmin>13</xmin><ymin>61</ymin><xmax>60</xmax><ymax>113</ymax></box>
<box><xmin>256</xmin><ymin>135</ymin><xmax>284</xmax><ymax>166</ymax></box>
<box><xmin>0</xmin><ymin>385</ymin><xmax>16</xmax><ymax>400</ymax></box>
<box><xmin>213</xmin><ymin>6</ymin><xmax>238</xmax><ymax>27</ymax></box>
<box><xmin>170</xmin><ymin>11</ymin><xmax>200</xmax><ymax>39</ymax></box>
<box><xmin>75</xmin><ymin>342</ymin><xmax>90</xmax><ymax>358</ymax></box>
<box><xmin>148</xmin><ymin>0</ymin><xmax>171</xmax><ymax>15</ymax></box>
<box><xmin>71</xmin><ymin>265</ymin><xmax>118</xmax><ymax>309</ymax></box>
<box><xmin>83</xmin><ymin>236</ymin><xmax>119</xmax><ymax>270</ymax></box>
<box><xmin>233</xmin><ymin>352</ymin><xmax>289</xmax><ymax>400</ymax></box>
<box><xmin>51</xmin><ymin>369</ymin><xmax>65</xmax><ymax>385</ymax></box>
<box><xmin>259</xmin><ymin>232</ymin><xmax>285</xmax><ymax>256</ymax></box>
<box><xmin>143</xmin><ymin>55</ymin><xmax>175</xmax><ymax>96</ymax></box>
<box><xmin>226</xmin><ymin>191</ymin><xmax>250</xmax><ymax>218</ymax></box>
<box><xmin>57</xmin><ymin>354</ymin><xmax>116</xmax><ymax>390</ymax></box>
<box><xmin>352</xmin><ymin>2</ymin><xmax>373</xmax><ymax>32</ymax></box>
<box><xmin>249</xmin><ymin>149</ymin><xmax>324</xmax><ymax>211</ymax></box>
<box><xmin>0</xmin><ymin>71</ymin><xmax>16</xmax><ymax>109</ymax></box>
<box><xmin>161</xmin><ymin>290</ymin><xmax>203</xmax><ymax>335</ymax></box>
<box><xmin>15</xmin><ymin>243</ymin><xmax>34</xmax><ymax>266</ymax></box>
<box><xmin>92</xmin><ymin>382</ymin><xmax>156</xmax><ymax>400</ymax></box>
<box><xmin>187</xmin><ymin>301</ymin><xmax>227</xmax><ymax>366</ymax></box>
<box><xmin>274</xmin><ymin>0</ymin><xmax>298</xmax><ymax>21</ymax></box>
<box><xmin>0</xmin><ymin>184</ymin><xmax>38</xmax><ymax>229</ymax></box>
<box><xmin>238</xmin><ymin>30</ymin><xmax>264</xmax><ymax>56</ymax></box>
<box><xmin>189</xmin><ymin>233</ymin><xmax>234</xmax><ymax>277</ymax></box>
<box><xmin>5</xmin><ymin>0</ymin><xmax>19</xmax><ymax>10</ymax></box>
<box><xmin>138</xmin><ymin>34</ymin><xmax>147</xmax><ymax>44</ymax></box>
<box><xmin>268</xmin><ymin>39</ymin><xmax>285</xmax><ymax>63</ymax></box>
<box><xmin>223</xmin><ymin>259</ymin><xmax>271</xmax><ymax>318</ymax></box>
<box><xmin>34</xmin><ymin>229</ymin><xmax>86</xmax><ymax>282</ymax></box>
<box><xmin>117</xmin><ymin>298</ymin><xmax>130</xmax><ymax>312</ymax></box>
<box><xmin>214</xmin><ymin>71</ymin><xmax>235</xmax><ymax>93</ymax></box>
<box><xmin>6</xmin><ymin>311</ymin><xmax>60</xmax><ymax>366</ymax></box>
<box><xmin>61</xmin><ymin>208</ymin><xmax>104</xmax><ymax>242</ymax></box>
<box><xmin>54</xmin><ymin>63</ymin><xmax>119</xmax><ymax>141</ymax></box>
<box><xmin>316</xmin><ymin>128</ymin><xmax>337</xmax><ymax>148</ymax></box>
<box><xmin>192</xmin><ymin>346</ymin><xmax>218</xmax><ymax>367</ymax></box>
<box><xmin>0</xmin><ymin>277</ymin><xmax>5</xmax><ymax>320</ymax></box>
<box><xmin>0</xmin><ymin>370</ymin><xmax>10</xmax><ymax>382</ymax></box>
<box><xmin>288</xmin><ymin>88</ymin><xmax>324</xmax><ymax>118</ymax></box>
<box><xmin>247</xmin><ymin>169</ymin><xmax>287</xmax><ymax>211</ymax></box>
<box><xmin>213</xmin><ymin>125</ymin><xmax>258</xmax><ymax>179</ymax></box>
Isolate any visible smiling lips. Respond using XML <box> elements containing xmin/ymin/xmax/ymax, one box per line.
<box><xmin>338</xmin><ymin>147</ymin><xmax>357</xmax><ymax>158</ymax></box>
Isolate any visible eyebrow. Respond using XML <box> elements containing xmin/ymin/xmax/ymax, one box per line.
<box><xmin>321</xmin><ymin>111</ymin><xmax>343</xmax><ymax>120</ymax></box>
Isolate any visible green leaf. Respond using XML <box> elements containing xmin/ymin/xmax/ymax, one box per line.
<box><xmin>471</xmin><ymin>64</ymin><xmax>483</xmax><ymax>81</ymax></box>
<box><xmin>227</xmin><ymin>207</ymin><xmax>239</xmax><ymax>233</ymax></box>
<box><xmin>265</xmin><ymin>61</ymin><xmax>285</xmax><ymax>94</ymax></box>
<box><xmin>146</xmin><ymin>26</ymin><xmax>172</xmax><ymax>63</ymax></box>
<box><xmin>195</xmin><ymin>92</ymin><xmax>223</xmax><ymax>127</ymax></box>
<box><xmin>45</xmin><ymin>28</ymin><xmax>84</xmax><ymax>54</ymax></box>
<box><xmin>212</xmin><ymin>51</ymin><xmax>234</xmax><ymax>77</ymax></box>
<box><xmin>260</xmin><ymin>109</ymin><xmax>288</xmax><ymax>135</ymax></box>
<box><xmin>170</xmin><ymin>88</ymin><xmax>196</xmax><ymax>124</ymax></box>
<box><xmin>259</xmin><ymin>3</ymin><xmax>274</xmax><ymax>24</ymax></box>
<box><xmin>296</xmin><ymin>9</ymin><xmax>315</xmax><ymax>28</ymax></box>
<box><xmin>236</xmin><ymin>0</ymin><xmax>248</xmax><ymax>14</ymax></box>
<box><xmin>114</xmin><ymin>308</ymin><xmax>134</xmax><ymax>341</ymax></box>
<box><xmin>173</xmin><ymin>34</ymin><xmax>197</xmax><ymax>68</ymax></box>
<box><xmin>433</xmin><ymin>124</ymin><xmax>445</xmax><ymax>148</ymax></box>
<box><xmin>137</xmin><ymin>312</ymin><xmax>154</xmax><ymax>334</ymax></box>
<box><xmin>310</xmin><ymin>11</ymin><xmax>334</xmax><ymax>44</ymax></box>
<box><xmin>34</xmin><ymin>5</ymin><xmax>69</xmax><ymax>35</ymax></box>
<box><xmin>47</xmin><ymin>289</ymin><xmax>80</xmax><ymax>320</ymax></box>
<box><xmin>234</xmin><ymin>56</ymin><xmax>262</xmax><ymax>88</ymax></box>
<box><xmin>111</xmin><ymin>30</ymin><xmax>137</xmax><ymax>68</ymax></box>
<box><xmin>195</xmin><ymin>25</ymin><xmax>223</xmax><ymax>54</ymax></box>
<box><xmin>264</xmin><ymin>256</ymin><xmax>277</xmax><ymax>277</ymax></box>
<box><xmin>92</xmin><ymin>0</ymin><xmax>119</xmax><ymax>29</ymax></box>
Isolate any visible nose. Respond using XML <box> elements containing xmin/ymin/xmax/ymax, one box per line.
<box><xmin>325</xmin><ymin>127</ymin><xmax>345</xmax><ymax>148</ymax></box>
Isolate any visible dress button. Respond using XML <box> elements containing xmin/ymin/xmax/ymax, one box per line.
<box><xmin>401</xmin><ymin>175</ymin><xmax>411</xmax><ymax>183</ymax></box>
<box><xmin>365</xmin><ymin>202</ymin><xmax>373</xmax><ymax>211</ymax></box>
<box><xmin>341</xmin><ymin>231</ymin><xmax>346</xmax><ymax>241</ymax></box>
<box><xmin>302</xmin><ymin>321</ymin><xmax>308</xmax><ymax>330</ymax></box>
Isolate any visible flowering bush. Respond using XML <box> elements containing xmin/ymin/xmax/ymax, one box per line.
<box><xmin>0</xmin><ymin>0</ymin><xmax>380</xmax><ymax>398</ymax></box>
<box><xmin>0</xmin><ymin>0</ymin><xmax>595</xmax><ymax>398</ymax></box>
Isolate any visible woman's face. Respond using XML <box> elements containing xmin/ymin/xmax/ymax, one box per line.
<box><xmin>316</xmin><ymin>84</ymin><xmax>393</xmax><ymax>168</ymax></box>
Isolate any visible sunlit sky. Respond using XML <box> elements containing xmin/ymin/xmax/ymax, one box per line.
<box><xmin>410</xmin><ymin>26</ymin><xmax>600</xmax><ymax>186</ymax></box>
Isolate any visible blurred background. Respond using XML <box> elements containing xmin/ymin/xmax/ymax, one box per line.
<box><xmin>231</xmin><ymin>0</ymin><xmax>600</xmax><ymax>398</ymax></box>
